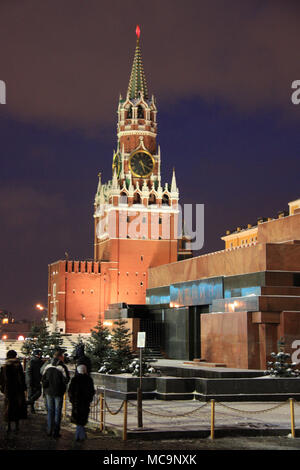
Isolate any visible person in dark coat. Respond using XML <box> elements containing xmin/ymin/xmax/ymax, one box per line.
<box><xmin>0</xmin><ymin>350</ymin><xmax>27</xmax><ymax>432</ymax></box>
<box><xmin>25</xmin><ymin>349</ymin><xmax>43</xmax><ymax>413</ymax></box>
<box><xmin>74</xmin><ymin>343</ymin><xmax>92</xmax><ymax>375</ymax></box>
<box><xmin>68</xmin><ymin>364</ymin><xmax>95</xmax><ymax>441</ymax></box>
<box><xmin>42</xmin><ymin>349</ymin><xmax>70</xmax><ymax>438</ymax></box>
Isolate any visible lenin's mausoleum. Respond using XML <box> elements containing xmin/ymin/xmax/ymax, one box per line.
<box><xmin>47</xmin><ymin>28</ymin><xmax>300</xmax><ymax>371</ymax></box>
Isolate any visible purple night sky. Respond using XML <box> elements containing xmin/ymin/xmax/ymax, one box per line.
<box><xmin>1</xmin><ymin>0</ymin><xmax>300</xmax><ymax>320</ymax></box>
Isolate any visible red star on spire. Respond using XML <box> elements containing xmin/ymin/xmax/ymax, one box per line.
<box><xmin>136</xmin><ymin>25</ymin><xmax>141</xmax><ymax>39</ymax></box>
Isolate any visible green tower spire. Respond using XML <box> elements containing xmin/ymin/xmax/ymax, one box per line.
<box><xmin>127</xmin><ymin>25</ymin><xmax>148</xmax><ymax>100</ymax></box>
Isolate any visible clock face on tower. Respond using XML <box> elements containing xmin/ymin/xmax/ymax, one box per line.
<box><xmin>129</xmin><ymin>150</ymin><xmax>155</xmax><ymax>178</ymax></box>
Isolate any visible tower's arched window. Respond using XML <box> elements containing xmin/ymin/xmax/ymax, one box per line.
<box><xmin>162</xmin><ymin>194</ymin><xmax>170</xmax><ymax>206</ymax></box>
<box><xmin>133</xmin><ymin>192</ymin><xmax>141</xmax><ymax>204</ymax></box>
<box><xmin>149</xmin><ymin>193</ymin><xmax>156</xmax><ymax>205</ymax></box>
<box><xmin>120</xmin><ymin>191</ymin><xmax>127</xmax><ymax>203</ymax></box>
<box><xmin>137</xmin><ymin>105</ymin><xmax>144</xmax><ymax>119</ymax></box>
<box><xmin>127</xmin><ymin>106</ymin><xmax>132</xmax><ymax>119</ymax></box>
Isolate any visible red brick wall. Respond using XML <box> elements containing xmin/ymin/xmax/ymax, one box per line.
<box><xmin>48</xmin><ymin>236</ymin><xmax>178</xmax><ymax>333</ymax></box>
<box><xmin>116</xmin><ymin>238</ymin><xmax>177</xmax><ymax>305</ymax></box>
<box><xmin>119</xmin><ymin>134</ymin><xmax>156</xmax><ymax>154</ymax></box>
<box><xmin>64</xmin><ymin>272</ymin><xmax>101</xmax><ymax>333</ymax></box>
<box><xmin>48</xmin><ymin>261</ymin><xmax>102</xmax><ymax>333</ymax></box>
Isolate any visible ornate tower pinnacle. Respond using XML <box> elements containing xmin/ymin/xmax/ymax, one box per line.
<box><xmin>127</xmin><ymin>25</ymin><xmax>148</xmax><ymax>100</ymax></box>
<box><xmin>171</xmin><ymin>168</ymin><xmax>177</xmax><ymax>193</ymax></box>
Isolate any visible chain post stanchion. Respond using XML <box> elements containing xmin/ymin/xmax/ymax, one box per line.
<box><xmin>100</xmin><ymin>393</ymin><xmax>104</xmax><ymax>432</ymax></box>
<box><xmin>210</xmin><ymin>399</ymin><xmax>215</xmax><ymax>440</ymax></box>
<box><xmin>290</xmin><ymin>398</ymin><xmax>295</xmax><ymax>438</ymax></box>
<box><xmin>137</xmin><ymin>388</ymin><xmax>143</xmax><ymax>428</ymax></box>
<box><xmin>123</xmin><ymin>400</ymin><xmax>128</xmax><ymax>441</ymax></box>
<box><xmin>103</xmin><ymin>387</ymin><xmax>106</xmax><ymax>431</ymax></box>
<box><xmin>63</xmin><ymin>393</ymin><xmax>67</xmax><ymax>418</ymax></box>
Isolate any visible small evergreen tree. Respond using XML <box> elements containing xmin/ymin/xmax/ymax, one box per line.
<box><xmin>128</xmin><ymin>356</ymin><xmax>157</xmax><ymax>377</ymax></box>
<box><xmin>265</xmin><ymin>337</ymin><xmax>300</xmax><ymax>377</ymax></box>
<box><xmin>86</xmin><ymin>318</ymin><xmax>112</xmax><ymax>371</ymax></box>
<box><xmin>109</xmin><ymin>318</ymin><xmax>133</xmax><ymax>373</ymax></box>
<box><xmin>47</xmin><ymin>330</ymin><xmax>64</xmax><ymax>357</ymax></box>
<box><xmin>21</xmin><ymin>321</ymin><xmax>49</xmax><ymax>356</ymax></box>
<box><xmin>265</xmin><ymin>351</ymin><xmax>300</xmax><ymax>377</ymax></box>
<box><xmin>21</xmin><ymin>337</ymin><xmax>35</xmax><ymax>357</ymax></box>
<box><xmin>21</xmin><ymin>321</ymin><xmax>63</xmax><ymax>357</ymax></box>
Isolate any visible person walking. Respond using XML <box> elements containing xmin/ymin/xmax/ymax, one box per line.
<box><xmin>68</xmin><ymin>364</ymin><xmax>95</xmax><ymax>441</ymax></box>
<box><xmin>42</xmin><ymin>348</ymin><xmax>70</xmax><ymax>438</ymax></box>
<box><xmin>40</xmin><ymin>354</ymin><xmax>51</xmax><ymax>412</ymax></box>
<box><xmin>74</xmin><ymin>343</ymin><xmax>92</xmax><ymax>375</ymax></box>
<box><xmin>0</xmin><ymin>350</ymin><xmax>27</xmax><ymax>433</ymax></box>
<box><xmin>25</xmin><ymin>349</ymin><xmax>43</xmax><ymax>413</ymax></box>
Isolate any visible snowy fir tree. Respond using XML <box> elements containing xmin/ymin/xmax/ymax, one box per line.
<box><xmin>86</xmin><ymin>317</ymin><xmax>113</xmax><ymax>371</ymax></box>
<box><xmin>21</xmin><ymin>321</ymin><xmax>63</xmax><ymax>357</ymax></box>
<box><xmin>109</xmin><ymin>318</ymin><xmax>133</xmax><ymax>373</ymax></box>
<box><xmin>128</xmin><ymin>355</ymin><xmax>157</xmax><ymax>377</ymax></box>
<box><xmin>265</xmin><ymin>351</ymin><xmax>300</xmax><ymax>377</ymax></box>
<box><xmin>265</xmin><ymin>337</ymin><xmax>300</xmax><ymax>377</ymax></box>
<box><xmin>47</xmin><ymin>330</ymin><xmax>64</xmax><ymax>357</ymax></box>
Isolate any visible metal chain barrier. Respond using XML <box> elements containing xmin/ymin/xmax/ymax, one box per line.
<box><xmin>216</xmin><ymin>400</ymin><xmax>289</xmax><ymax>415</ymax></box>
<box><xmin>105</xmin><ymin>399</ymin><xmax>125</xmax><ymax>415</ymax></box>
<box><xmin>128</xmin><ymin>400</ymin><xmax>209</xmax><ymax>418</ymax></box>
<box><xmin>33</xmin><ymin>388</ymin><xmax>298</xmax><ymax>441</ymax></box>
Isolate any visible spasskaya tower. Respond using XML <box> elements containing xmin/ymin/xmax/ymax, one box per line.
<box><xmin>93</xmin><ymin>25</ymin><xmax>188</xmax><ymax>308</ymax></box>
<box><xmin>47</xmin><ymin>27</ymin><xmax>191</xmax><ymax>335</ymax></box>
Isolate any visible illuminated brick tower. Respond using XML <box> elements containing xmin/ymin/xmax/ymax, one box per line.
<box><xmin>93</xmin><ymin>26</ymin><xmax>184</xmax><ymax>309</ymax></box>
<box><xmin>47</xmin><ymin>26</ymin><xmax>190</xmax><ymax>335</ymax></box>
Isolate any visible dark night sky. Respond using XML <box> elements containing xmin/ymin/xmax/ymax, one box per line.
<box><xmin>1</xmin><ymin>0</ymin><xmax>300</xmax><ymax>320</ymax></box>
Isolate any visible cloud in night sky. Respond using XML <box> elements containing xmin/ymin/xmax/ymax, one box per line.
<box><xmin>0</xmin><ymin>0</ymin><xmax>300</xmax><ymax>130</ymax></box>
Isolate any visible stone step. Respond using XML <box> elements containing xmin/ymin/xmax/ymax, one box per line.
<box><xmin>184</xmin><ymin>361</ymin><xmax>227</xmax><ymax>368</ymax></box>
<box><xmin>143</xmin><ymin>347</ymin><xmax>166</xmax><ymax>360</ymax></box>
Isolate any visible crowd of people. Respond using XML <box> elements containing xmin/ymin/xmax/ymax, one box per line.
<box><xmin>0</xmin><ymin>344</ymin><xmax>95</xmax><ymax>441</ymax></box>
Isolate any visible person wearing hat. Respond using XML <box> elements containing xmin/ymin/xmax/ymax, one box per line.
<box><xmin>74</xmin><ymin>343</ymin><xmax>92</xmax><ymax>376</ymax></box>
<box><xmin>0</xmin><ymin>350</ymin><xmax>27</xmax><ymax>433</ymax></box>
<box><xmin>68</xmin><ymin>364</ymin><xmax>95</xmax><ymax>441</ymax></box>
<box><xmin>25</xmin><ymin>349</ymin><xmax>44</xmax><ymax>413</ymax></box>
<box><xmin>42</xmin><ymin>348</ymin><xmax>70</xmax><ymax>438</ymax></box>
